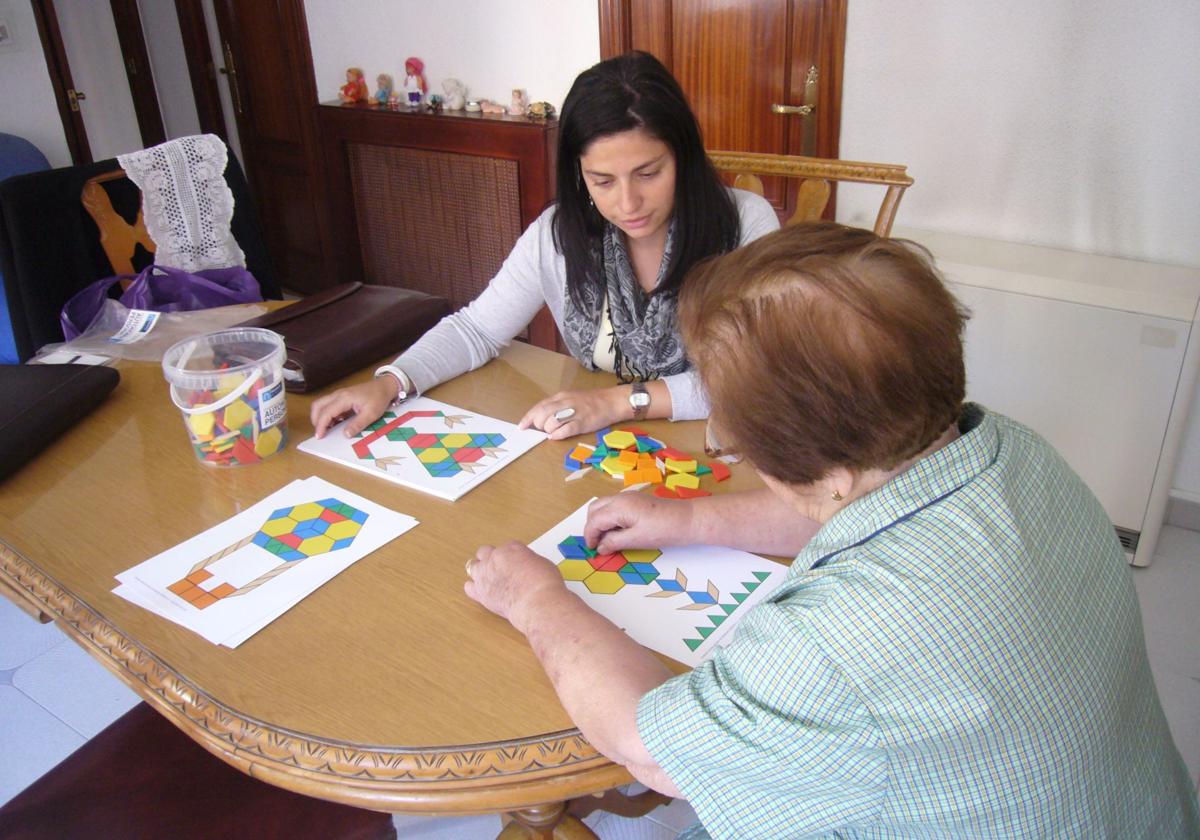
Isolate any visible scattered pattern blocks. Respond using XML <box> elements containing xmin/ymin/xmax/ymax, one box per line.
<box><xmin>180</xmin><ymin>370</ymin><xmax>287</xmax><ymax>466</ymax></box>
<box><xmin>352</xmin><ymin>410</ymin><xmax>507</xmax><ymax>478</ymax></box>
<box><xmin>562</xmin><ymin>425</ymin><xmax>732</xmax><ymax>497</ymax></box>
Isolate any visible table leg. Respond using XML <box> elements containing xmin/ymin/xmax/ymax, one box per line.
<box><xmin>498</xmin><ymin>802</ymin><xmax>598</xmax><ymax>840</ymax></box>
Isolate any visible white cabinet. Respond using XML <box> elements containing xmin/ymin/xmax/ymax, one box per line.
<box><xmin>895</xmin><ymin>227</ymin><xmax>1200</xmax><ymax>566</ymax></box>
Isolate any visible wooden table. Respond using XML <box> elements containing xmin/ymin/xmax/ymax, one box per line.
<box><xmin>0</xmin><ymin>342</ymin><xmax>763</xmax><ymax>837</ymax></box>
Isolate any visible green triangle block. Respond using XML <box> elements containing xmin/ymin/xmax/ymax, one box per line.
<box><xmin>684</xmin><ymin>638</ymin><xmax>703</xmax><ymax>651</ymax></box>
<box><xmin>709</xmin><ymin>614</ymin><xmax>726</xmax><ymax>627</ymax></box>
<box><xmin>743</xmin><ymin>581</ymin><xmax>760</xmax><ymax>592</ymax></box>
<box><xmin>733</xmin><ymin>592</ymin><xmax>748</xmax><ymax>603</ymax></box>
<box><xmin>698</xmin><ymin>625</ymin><xmax>715</xmax><ymax>639</ymax></box>
<box><xmin>721</xmin><ymin>603</ymin><xmax>738</xmax><ymax>614</ymax></box>
<box><xmin>753</xmin><ymin>571</ymin><xmax>771</xmax><ymax>581</ymax></box>
<box><xmin>695</xmin><ymin>464</ymin><xmax>712</xmax><ymax>475</ymax></box>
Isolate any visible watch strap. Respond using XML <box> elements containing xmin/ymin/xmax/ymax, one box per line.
<box><xmin>374</xmin><ymin>364</ymin><xmax>413</xmax><ymax>402</ymax></box>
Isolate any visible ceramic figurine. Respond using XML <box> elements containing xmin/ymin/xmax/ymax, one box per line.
<box><xmin>442</xmin><ymin>78</ymin><xmax>467</xmax><ymax>110</ymax></box>
<box><xmin>402</xmin><ymin>57</ymin><xmax>428</xmax><ymax>108</ymax></box>
<box><xmin>508</xmin><ymin>88</ymin><xmax>528</xmax><ymax>117</ymax></box>
<box><xmin>373</xmin><ymin>73</ymin><xmax>394</xmax><ymax>107</ymax></box>
<box><xmin>479</xmin><ymin>99</ymin><xmax>506</xmax><ymax>114</ymax></box>
<box><xmin>525</xmin><ymin>100</ymin><xmax>556</xmax><ymax>120</ymax></box>
<box><xmin>339</xmin><ymin>67</ymin><xmax>369</xmax><ymax>104</ymax></box>
<box><xmin>425</xmin><ymin>95</ymin><xmax>444</xmax><ymax>113</ymax></box>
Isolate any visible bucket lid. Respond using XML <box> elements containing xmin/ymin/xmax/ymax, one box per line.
<box><xmin>162</xmin><ymin>327</ymin><xmax>286</xmax><ymax>392</ymax></box>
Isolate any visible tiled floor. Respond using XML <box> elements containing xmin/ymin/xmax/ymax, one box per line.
<box><xmin>3</xmin><ymin>526</ymin><xmax>1199</xmax><ymax>837</ymax></box>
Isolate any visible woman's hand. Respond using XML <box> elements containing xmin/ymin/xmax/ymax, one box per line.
<box><xmin>584</xmin><ymin>494</ymin><xmax>697</xmax><ymax>555</ymax></box>
<box><xmin>464</xmin><ymin>542</ymin><xmax>567</xmax><ymax>631</ymax></box>
<box><xmin>518</xmin><ymin>387</ymin><xmax>627</xmax><ymax>440</ymax></box>
<box><xmin>310</xmin><ymin>376</ymin><xmax>398</xmax><ymax>439</ymax></box>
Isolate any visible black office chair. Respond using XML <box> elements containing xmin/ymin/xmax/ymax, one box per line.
<box><xmin>0</xmin><ymin>148</ymin><xmax>280</xmax><ymax>362</ymax></box>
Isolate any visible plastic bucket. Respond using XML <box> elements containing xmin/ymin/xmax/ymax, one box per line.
<box><xmin>162</xmin><ymin>328</ymin><xmax>288</xmax><ymax>466</ymax></box>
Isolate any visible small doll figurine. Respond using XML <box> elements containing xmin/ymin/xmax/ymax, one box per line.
<box><xmin>442</xmin><ymin>78</ymin><xmax>467</xmax><ymax>110</ymax></box>
<box><xmin>373</xmin><ymin>74</ymin><xmax>393</xmax><ymax>107</ymax></box>
<box><xmin>479</xmin><ymin>99</ymin><xmax>506</xmax><ymax>114</ymax></box>
<box><xmin>509</xmin><ymin>88</ymin><xmax>529</xmax><ymax>117</ymax></box>
<box><xmin>339</xmin><ymin>67</ymin><xmax>368</xmax><ymax>104</ymax></box>
<box><xmin>402</xmin><ymin>57</ymin><xmax>428</xmax><ymax>108</ymax></box>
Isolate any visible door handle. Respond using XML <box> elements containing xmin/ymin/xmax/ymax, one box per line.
<box><xmin>67</xmin><ymin>89</ymin><xmax>87</xmax><ymax>111</ymax></box>
<box><xmin>772</xmin><ymin>66</ymin><xmax>821</xmax><ymax>156</ymax></box>
<box><xmin>219</xmin><ymin>42</ymin><xmax>244</xmax><ymax>115</ymax></box>
<box><xmin>771</xmin><ymin>103</ymin><xmax>813</xmax><ymax>116</ymax></box>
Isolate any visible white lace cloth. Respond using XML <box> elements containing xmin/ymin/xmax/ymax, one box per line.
<box><xmin>117</xmin><ymin>134</ymin><xmax>246</xmax><ymax>272</ymax></box>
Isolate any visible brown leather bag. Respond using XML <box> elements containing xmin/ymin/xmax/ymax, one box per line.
<box><xmin>236</xmin><ymin>283</ymin><xmax>449</xmax><ymax>393</ymax></box>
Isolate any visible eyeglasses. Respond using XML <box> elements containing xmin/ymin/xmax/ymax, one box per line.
<box><xmin>703</xmin><ymin>419</ymin><xmax>742</xmax><ymax>464</ymax></box>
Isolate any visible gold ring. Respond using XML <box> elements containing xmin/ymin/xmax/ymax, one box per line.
<box><xmin>554</xmin><ymin>407</ymin><xmax>576</xmax><ymax>422</ymax></box>
<box><xmin>465</xmin><ymin>557</ymin><xmax>475</xmax><ymax>576</ymax></box>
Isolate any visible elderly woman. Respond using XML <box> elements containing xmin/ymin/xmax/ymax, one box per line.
<box><xmin>465</xmin><ymin>223</ymin><xmax>1198</xmax><ymax>838</ymax></box>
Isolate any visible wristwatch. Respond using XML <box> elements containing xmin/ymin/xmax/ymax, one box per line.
<box><xmin>629</xmin><ymin>381</ymin><xmax>651</xmax><ymax>421</ymax></box>
<box><xmin>374</xmin><ymin>364</ymin><xmax>413</xmax><ymax>403</ymax></box>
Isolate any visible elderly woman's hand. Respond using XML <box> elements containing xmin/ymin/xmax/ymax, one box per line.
<box><xmin>464</xmin><ymin>542</ymin><xmax>567</xmax><ymax>630</ymax></box>
<box><xmin>518</xmin><ymin>387</ymin><xmax>628</xmax><ymax>440</ymax></box>
<box><xmin>584</xmin><ymin>494</ymin><xmax>697</xmax><ymax>555</ymax></box>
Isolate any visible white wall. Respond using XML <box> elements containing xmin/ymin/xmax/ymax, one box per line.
<box><xmin>304</xmin><ymin>0</ymin><xmax>600</xmax><ymax>111</ymax></box>
<box><xmin>837</xmin><ymin>0</ymin><xmax>1200</xmax><ymax>269</ymax></box>
<box><xmin>0</xmin><ymin>0</ymin><xmax>70</xmax><ymax>166</ymax></box>
<box><xmin>836</xmin><ymin>0</ymin><xmax>1200</xmax><ymax>499</ymax></box>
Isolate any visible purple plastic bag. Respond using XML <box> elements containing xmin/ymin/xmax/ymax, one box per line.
<box><xmin>61</xmin><ymin>264</ymin><xmax>262</xmax><ymax>340</ymax></box>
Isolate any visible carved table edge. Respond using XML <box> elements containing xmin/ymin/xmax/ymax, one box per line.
<box><xmin>0</xmin><ymin>541</ymin><xmax>626</xmax><ymax>807</ymax></box>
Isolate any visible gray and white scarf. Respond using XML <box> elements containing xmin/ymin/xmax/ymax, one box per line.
<box><xmin>561</xmin><ymin>220</ymin><xmax>690</xmax><ymax>383</ymax></box>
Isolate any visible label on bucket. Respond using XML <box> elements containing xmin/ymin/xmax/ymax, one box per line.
<box><xmin>258</xmin><ymin>380</ymin><xmax>287</xmax><ymax>430</ymax></box>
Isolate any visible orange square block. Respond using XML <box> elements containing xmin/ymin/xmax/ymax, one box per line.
<box><xmin>618</xmin><ymin>449</ymin><xmax>639</xmax><ymax>467</ymax></box>
<box><xmin>186</xmin><ymin>568</ymin><xmax>213</xmax><ymax>585</ymax></box>
<box><xmin>210</xmin><ymin>582</ymin><xmax>237</xmax><ymax>598</ymax></box>
<box><xmin>191</xmin><ymin>592</ymin><xmax>218</xmax><ymax>609</ymax></box>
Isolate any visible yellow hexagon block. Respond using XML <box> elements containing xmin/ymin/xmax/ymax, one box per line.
<box><xmin>325</xmin><ymin>520</ymin><xmax>362</xmax><ymax>541</ymax></box>
<box><xmin>255</xmin><ymin>425</ymin><xmax>283</xmax><ymax>458</ymax></box>
<box><xmin>261</xmin><ymin>516</ymin><xmax>297</xmax><ymax>537</ymax></box>
<box><xmin>440</xmin><ymin>433</ymin><xmax>472</xmax><ymax>449</ymax></box>
<box><xmin>600</xmin><ymin>456</ymin><xmax>630</xmax><ymax>475</ymax></box>
<box><xmin>583</xmin><ymin>571</ymin><xmax>626</xmax><ymax>594</ymax></box>
<box><xmin>665</xmin><ymin>472</ymin><xmax>700</xmax><ymax>490</ymax></box>
<box><xmin>222</xmin><ymin>399</ymin><xmax>254</xmax><ymax>431</ymax></box>
<box><xmin>187</xmin><ymin>411</ymin><xmax>215</xmax><ymax>437</ymax></box>
<box><xmin>622</xmin><ymin>548</ymin><xmax>662</xmax><ymax>564</ymax></box>
<box><xmin>603</xmin><ymin>430</ymin><xmax>637</xmax><ymax>450</ymax></box>
<box><xmin>417</xmin><ymin>447</ymin><xmax>450</xmax><ymax>463</ymax></box>
<box><xmin>298</xmin><ymin>535</ymin><xmax>335</xmax><ymax>556</ymax></box>
<box><xmin>287</xmin><ymin>502</ymin><xmax>326</xmax><ymax>522</ymax></box>
<box><xmin>557</xmin><ymin>559</ymin><xmax>594</xmax><ymax>582</ymax></box>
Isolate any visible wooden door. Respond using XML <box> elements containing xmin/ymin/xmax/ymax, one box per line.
<box><xmin>211</xmin><ymin>0</ymin><xmax>331</xmax><ymax>295</ymax></box>
<box><xmin>600</xmin><ymin>0</ymin><xmax>845</xmax><ymax>220</ymax></box>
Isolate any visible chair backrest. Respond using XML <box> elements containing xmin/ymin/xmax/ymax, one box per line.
<box><xmin>0</xmin><ymin>150</ymin><xmax>280</xmax><ymax>361</ymax></box>
<box><xmin>81</xmin><ymin>169</ymin><xmax>157</xmax><ymax>276</ymax></box>
<box><xmin>708</xmin><ymin>151</ymin><xmax>914</xmax><ymax>237</ymax></box>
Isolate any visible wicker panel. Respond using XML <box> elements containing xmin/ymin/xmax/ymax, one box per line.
<box><xmin>348</xmin><ymin>144</ymin><xmax>523</xmax><ymax>314</ymax></box>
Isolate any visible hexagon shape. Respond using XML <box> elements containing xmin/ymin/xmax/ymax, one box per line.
<box><xmin>418</xmin><ymin>447</ymin><xmax>450</xmax><ymax>463</ymax></box>
<box><xmin>557</xmin><ymin>559</ymin><xmax>594</xmax><ymax>582</ymax></box>
<box><xmin>325</xmin><ymin>520</ymin><xmax>362</xmax><ymax>541</ymax></box>
<box><xmin>583</xmin><ymin>571</ymin><xmax>625</xmax><ymax>594</ymax></box>
<box><xmin>297</xmin><ymin>535</ymin><xmax>335</xmax><ymax>556</ymax></box>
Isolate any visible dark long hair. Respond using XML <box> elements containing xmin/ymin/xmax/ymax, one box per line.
<box><xmin>552</xmin><ymin>51</ymin><xmax>740</xmax><ymax>307</ymax></box>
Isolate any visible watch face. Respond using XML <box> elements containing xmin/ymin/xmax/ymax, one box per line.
<box><xmin>631</xmin><ymin>392</ymin><xmax>651</xmax><ymax>408</ymax></box>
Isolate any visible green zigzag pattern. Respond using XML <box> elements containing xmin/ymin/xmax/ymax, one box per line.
<box><xmin>683</xmin><ymin>570</ymin><xmax>773</xmax><ymax>651</ymax></box>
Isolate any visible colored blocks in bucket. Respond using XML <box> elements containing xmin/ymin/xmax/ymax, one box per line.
<box><xmin>164</xmin><ymin>328</ymin><xmax>289</xmax><ymax>466</ymax></box>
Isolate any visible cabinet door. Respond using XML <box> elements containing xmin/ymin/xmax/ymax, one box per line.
<box><xmin>601</xmin><ymin>0</ymin><xmax>845</xmax><ymax>219</ymax></box>
<box><xmin>953</xmin><ymin>282</ymin><xmax>1188</xmax><ymax>533</ymax></box>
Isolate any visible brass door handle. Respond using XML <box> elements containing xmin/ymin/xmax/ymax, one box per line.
<box><xmin>771</xmin><ymin>103</ymin><xmax>813</xmax><ymax>116</ymax></box>
<box><xmin>220</xmin><ymin>42</ymin><xmax>244</xmax><ymax>115</ymax></box>
<box><xmin>67</xmin><ymin>89</ymin><xmax>87</xmax><ymax>111</ymax></box>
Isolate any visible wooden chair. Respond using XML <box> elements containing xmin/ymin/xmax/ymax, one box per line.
<box><xmin>708</xmin><ymin>151</ymin><xmax>914</xmax><ymax>236</ymax></box>
<box><xmin>81</xmin><ymin>169</ymin><xmax>157</xmax><ymax>277</ymax></box>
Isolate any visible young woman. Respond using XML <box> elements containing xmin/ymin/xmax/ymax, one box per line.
<box><xmin>311</xmin><ymin>51</ymin><xmax>778</xmax><ymax>441</ymax></box>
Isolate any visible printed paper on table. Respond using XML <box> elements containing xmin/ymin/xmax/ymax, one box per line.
<box><xmin>298</xmin><ymin>396</ymin><xmax>546</xmax><ymax>501</ymax></box>
<box><xmin>113</xmin><ymin>476</ymin><xmax>418</xmax><ymax>647</ymax></box>
<box><xmin>528</xmin><ymin>500</ymin><xmax>789</xmax><ymax>667</ymax></box>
